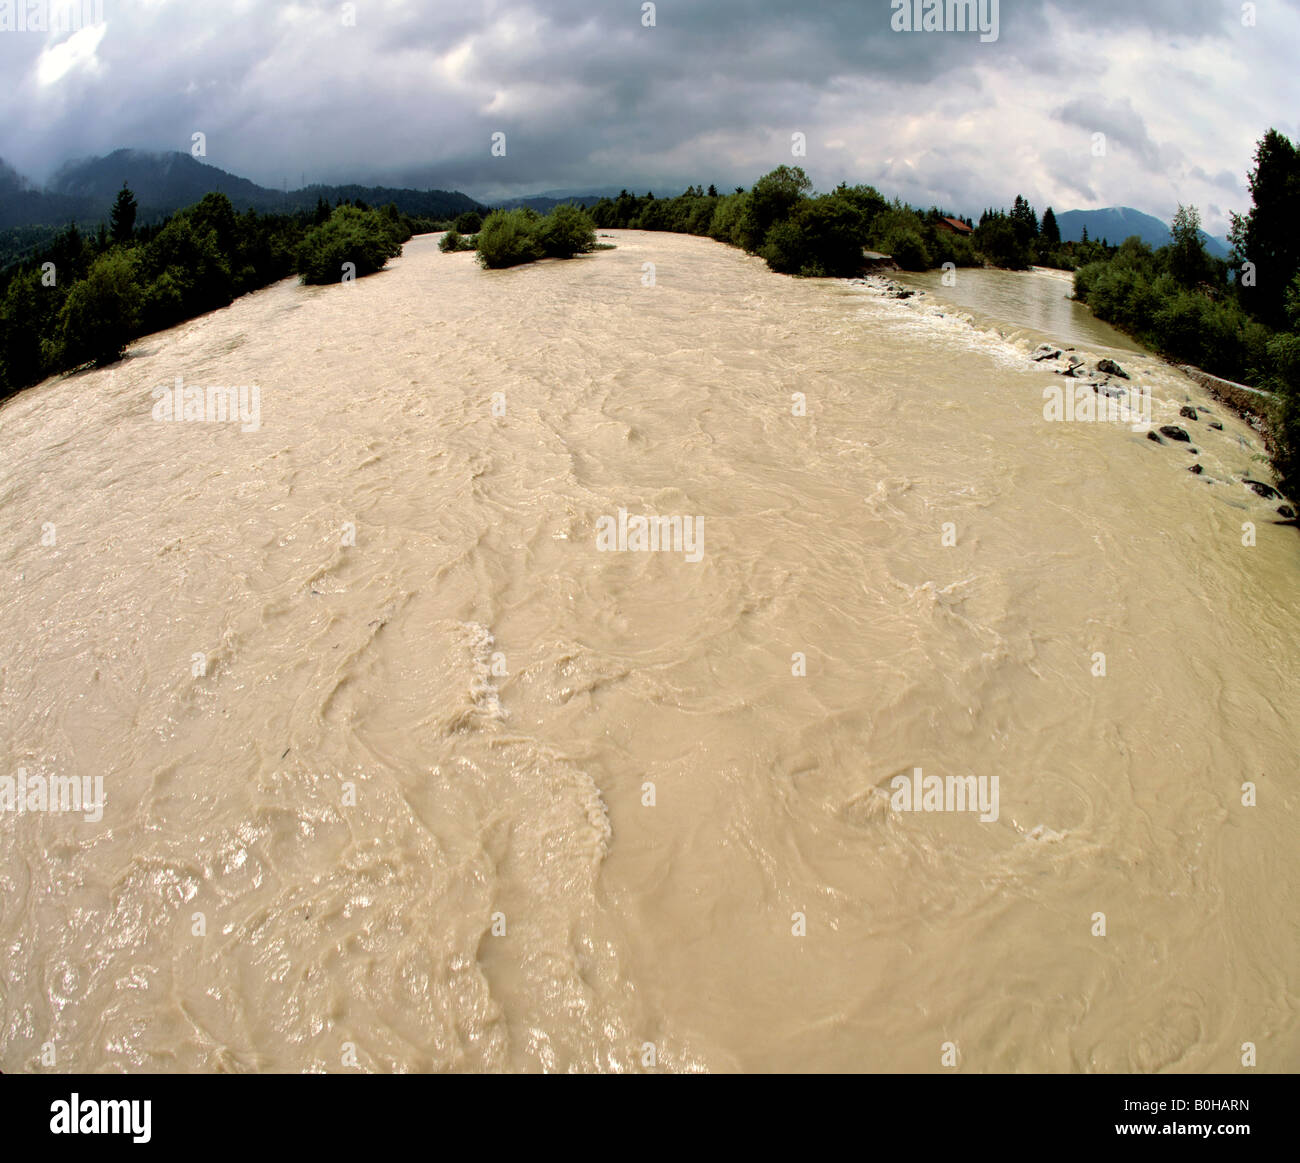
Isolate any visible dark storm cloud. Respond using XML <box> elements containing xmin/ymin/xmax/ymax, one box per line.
<box><xmin>1</xmin><ymin>0</ymin><xmax>1296</xmax><ymax>231</ymax></box>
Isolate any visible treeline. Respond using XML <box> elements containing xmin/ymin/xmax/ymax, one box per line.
<box><xmin>585</xmin><ymin>169</ymin><xmax>1104</xmax><ymax>276</ymax></box>
<box><xmin>0</xmin><ymin>188</ymin><xmax>420</xmax><ymax>398</ymax></box>
<box><xmin>969</xmin><ymin>197</ymin><xmax>1111</xmax><ymax>271</ymax></box>
<box><xmin>1073</xmin><ymin>129</ymin><xmax>1300</xmax><ymax>496</ymax></box>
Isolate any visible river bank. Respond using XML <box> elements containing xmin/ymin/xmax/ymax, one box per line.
<box><xmin>866</xmin><ymin>268</ymin><xmax>1294</xmax><ymax>515</ymax></box>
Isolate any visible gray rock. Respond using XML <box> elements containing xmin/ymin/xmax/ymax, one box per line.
<box><xmin>1159</xmin><ymin>425</ymin><xmax>1191</xmax><ymax>442</ymax></box>
<box><xmin>1096</xmin><ymin>358</ymin><xmax>1130</xmax><ymax>379</ymax></box>
<box><xmin>1179</xmin><ymin>406</ymin><xmax>1198</xmax><ymax>421</ymax></box>
<box><xmin>1243</xmin><ymin>478</ymin><xmax>1281</xmax><ymax>499</ymax></box>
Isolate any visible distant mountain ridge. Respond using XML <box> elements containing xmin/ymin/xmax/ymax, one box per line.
<box><xmin>0</xmin><ymin>149</ymin><xmax>486</xmax><ymax>232</ymax></box>
<box><xmin>1055</xmin><ymin>206</ymin><xmax>1231</xmax><ymax>259</ymax></box>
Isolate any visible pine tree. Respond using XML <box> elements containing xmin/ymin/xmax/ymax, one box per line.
<box><xmin>1041</xmin><ymin>207</ymin><xmax>1060</xmax><ymax>245</ymax></box>
<box><xmin>110</xmin><ymin>183</ymin><xmax>138</xmax><ymax>244</ymax></box>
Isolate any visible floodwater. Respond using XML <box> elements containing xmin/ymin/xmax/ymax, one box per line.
<box><xmin>896</xmin><ymin>264</ymin><xmax>1145</xmax><ymax>352</ymax></box>
<box><xmin>1</xmin><ymin>230</ymin><xmax>1296</xmax><ymax>1072</ymax></box>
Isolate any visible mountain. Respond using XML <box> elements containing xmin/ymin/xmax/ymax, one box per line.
<box><xmin>494</xmin><ymin>192</ymin><xmax>608</xmax><ymax>213</ymax></box>
<box><xmin>0</xmin><ymin>149</ymin><xmax>486</xmax><ymax>233</ymax></box>
<box><xmin>1055</xmin><ymin>206</ymin><xmax>1231</xmax><ymax>259</ymax></box>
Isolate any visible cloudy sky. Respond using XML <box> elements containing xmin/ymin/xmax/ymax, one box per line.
<box><xmin>2</xmin><ymin>0</ymin><xmax>1298</xmax><ymax>234</ymax></box>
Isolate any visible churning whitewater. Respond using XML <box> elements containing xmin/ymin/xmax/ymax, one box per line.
<box><xmin>1</xmin><ymin>230</ymin><xmax>1297</xmax><ymax>1072</ymax></box>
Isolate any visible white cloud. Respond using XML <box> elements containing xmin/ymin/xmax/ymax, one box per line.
<box><xmin>35</xmin><ymin>21</ymin><xmax>107</xmax><ymax>87</ymax></box>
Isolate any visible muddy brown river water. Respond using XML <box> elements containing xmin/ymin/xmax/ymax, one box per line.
<box><xmin>1</xmin><ymin>230</ymin><xmax>1296</xmax><ymax>1072</ymax></box>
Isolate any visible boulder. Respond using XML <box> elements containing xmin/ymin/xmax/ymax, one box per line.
<box><xmin>1147</xmin><ymin>431</ymin><xmax>1164</xmax><ymax>444</ymax></box>
<box><xmin>1242</xmin><ymin>478</ymin><xmax>1281</xmax><ymax>499</ymax></box>
<box><xmin>1208</xmin><ymin>420</ymin><xmax>1224</xmax><ymax>430</ymax></box>
<box><xmin>1159</xmin><ymin>425</ymin><xmax>1191</xmax><ymax>442</ymax></box>
<box><xmin>1279</xmin><ymin>505</ymin><xmax>1296</xmax><ymax>519</ymax></box>
<box><xmin>1179</xmin><ymin>406</ymin><xmax>1198</xmax><ymax>421</ymax></box>
<box><xmin>1096</xmin><ymin>358</ymin><xmax>1130</xmax><ymax>379</ymax></box>
<box><xmin>1188</xmin><ymin>464</ymin><xmax>1204</xmax><ymax>474</ymax></box>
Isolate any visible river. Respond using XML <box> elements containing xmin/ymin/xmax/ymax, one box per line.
<box><xmin>1</xmin><ymin>230</ymin><xmax>1296</xmax><ymax>1072</ymax></box>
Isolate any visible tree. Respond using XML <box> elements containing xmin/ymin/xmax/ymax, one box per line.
<box><xmin>58</xmin><ymin>249</ymin><xmax>141</xmax><ymax>366</ymax></box>
<box><xmin>1232</xmin><ymin>128</ymin><xmax>1300</xmax><ymax>326</ymax></box>
<box><xmin>1168</xmin><ymin>204</ymin><xmax>1210</xmax><ymax>288</ymax></box>
<box><xmin>294</xmin><ymin>204</ymin><xmax>403</xmax><ymax>283</ymax></box>
<box><xmin>110</xmin><ymin>183</ymin><xmax>138</xmax><ymax>245</ymax></box>
<box><xmin>454</xmin><ymin>211</ymin><xmax>483</xmax><ymax>234</ymax></box>
<box><xmin>974</xmin><ymin>213</ymin><xmax>1031</xmax><ymax>269</ymax></box>
<box><xmin>759</xmin><ymin>193</ymin><xmax>869</xmax><ymax>277</ymax></box>
<box><xmin>1041</xmin><ymin>207</ymin><xmax>1060</xmax><ymax>245</ymax></box>
<box><xmin>735</xmin><ymin>165</ymin><xmax>812</xmax><ymax>252</ymax></box>
<box><xmin>1010</xmin><ymin>194</ymin><xmax>1038</xmax><ymax>245</ymax></box>
<box><xmin>0</xmin><ymin>269</ymin><xmax>61</xmax><ymax>393</ymax></box>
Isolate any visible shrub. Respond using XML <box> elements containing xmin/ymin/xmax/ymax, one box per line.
<box><xmin>475</xmin><ymin>209</ymin><xmax>544</xmax><ymax>269</ymax></box>
<box><xmin>295</xmin><ymin>205</ymin><xmax>403</xmax><ymax>284</ymax></box>
<box><xmin>454</xmin><ymin>211</ymin><xmax>484</xmax><ymax>234</ymax></box>
<box><xmin>884</xmin><ymin>228</ymin><xmax>932</xmax><ymax>272</ymax></box>
<box><xmin>439</xmin><ymin>230</ymin><xmax>476</xmax><ymax>253</ymax></box>
<box><xmin>474</xmin><ymin>205</ymin><xmax>595</xmax><ymax>268</ymax></box>
<box><xmin>536</xmin><ymin>204</ymin><xmax>597</xmax><ymax>258</ymax></box>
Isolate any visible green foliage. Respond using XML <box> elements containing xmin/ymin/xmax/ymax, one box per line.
<box><xmin>735</xmin><ymin>165</ymin><xmax>812</xmax><ymax>252</ymax></box>
<box><xmin>1041</xmin><ymin>207</ymin><xmax>1060</xmax><ymax>246</ymax></box>
<box><xmin>1169</xmin><ymin>204</ymin><xmax>1211</xmax><ymax>288</ymax></box>
<box><xmin>1232</xmin><ymin>128</ymin><xmax>1300</xmax><ymax>327</ymax></box>
<box><xmin>138</xmin><ymin>213</ymin><xmax>234</xmax><ymax>329</ymax></box>
<box><xmin>439</xmin><ymin>229</ymin><xmax>476</xmax><ymax>253</ymax></box>
<box><xmin>454</xmin><ymin>211</ymin><xmax>483</xmax><ymax>234</ymax></box>
<box><xmin>759</xmin><ymin>194</ymin><xmax>870</xmax><ymax>277</ymax></box>
<box><xmin>536</xmin><ymin>204</ymin><xmax>597</xmax><ymax>258</ymax></box>
<box><xmin>474</xmin><ymin>205</ymin><xmax>596</xmax><ymax>269</ymax></box>
<box><xmin>110</xmin><ymin>183</ymin><xmax>137</xmax><ymax>245</ymax></box>
<box><xmin>883</xmin><ymin>228</ymin><xmax>932</xmax><ymax>272</ymax></box>
<box><xmin>295</xmin><ymin>204</ymin><xmax>403</xmax><ymax>284</ymax></box>
<box><xmin>707</xmin><ymin>193</ymin><xmax>747</xmax><ymax>244</ymax></box>
<box><xmin>58</xmin><ymin>249</ymin><xmax>142</xmax><ymax>367</ymax></box>
<box><xmin>972</xmin><ymin>213</ymin><xmax>1031</xmax><ymax>269</ymax></box>
<box><xmin>475</xmin><ymin>209</ymin><xmax>545</xmax><ymax>269</ymax></box>
<box><xmin>0</xmin><ymin>268</ymin><xmax>62</xmax><ymax>387</ymax></box>
<box><xmin>0</xmin><ymin>190</ymin><xmax>364</xmax><ymax>398</ymax></box>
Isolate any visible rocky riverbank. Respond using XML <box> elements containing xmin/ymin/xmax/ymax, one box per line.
<box><xmin>850</xmin><ymin>272</ymin><xmax>1296</xmax><ymax>519</ymax></box>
